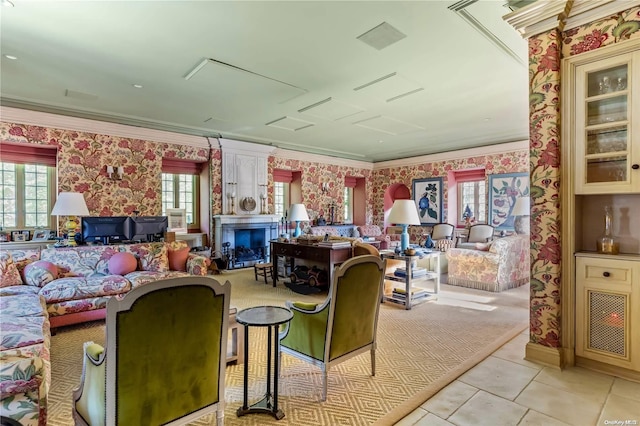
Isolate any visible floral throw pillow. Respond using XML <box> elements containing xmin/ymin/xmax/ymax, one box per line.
<box><xmin>0</xmin><ymin>251</ymin><xmax>23</xmax><ymax>287</ymax></box>
<box><xmin>23</xmin><ymin>260</ymin><xmax>59</xmax><ymax>287</ymax></box>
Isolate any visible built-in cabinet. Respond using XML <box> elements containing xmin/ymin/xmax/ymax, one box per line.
<box><xmin>575</xmin><ymin>254</ymin><xmax>640</xmax><ymax>372</ymax></box>
<box><xmin>563</xmin><ymin>39</ymin><xmax>640</xmax><ymax>377</ymax></box>
<box><xmin>574</xmin><ymin>49</ymin><xmax>640</xmax><ymax>194</ymax></box>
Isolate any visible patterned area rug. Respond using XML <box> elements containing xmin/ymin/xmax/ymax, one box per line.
<box><xmin>46</xmin><ymin>269</ymin><xmax>529</xmax><ymax>426</ymax></box>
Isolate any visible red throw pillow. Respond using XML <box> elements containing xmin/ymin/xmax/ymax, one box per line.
<box><xmin>108</xmin><ymin>252</ymin><xmax>138</xmax><ymax>275</ymax></box>
<box><xmin>168</xmin><ymin>247</ymin><xmax>190</xmax><ymax>272</ymax></box>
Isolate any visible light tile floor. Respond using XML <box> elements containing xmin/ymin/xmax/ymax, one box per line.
<box><xmin>395</xmin><ymin>330</ymin><xmax>640</xmax><ymax>426</ymax></box>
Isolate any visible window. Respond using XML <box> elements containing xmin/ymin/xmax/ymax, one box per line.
<box><xmin>343</xmin><ymin>187</ymin><xmax>353</xmax><ymax>223</ymax></box>
<box><xmin>458</xmin><ymin>180</ymin><xmax>486</xmax><ymax>225</ymax></box>
<box><xmin>0</xmin><ymin>162</ymin><xmax>56</xmax><ymax>229</ymax></box>
<box><xmin>273</xmin><ymin>182</ymin><xmax>289</xmax><ymax>218</ymax></box>
<box><xmin>161</xmin><ymin>173</ymin><xmax>199</xmax><ymax>229</ymax></box>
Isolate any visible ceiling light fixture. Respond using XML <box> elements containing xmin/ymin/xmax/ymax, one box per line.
<box><xmin>2</xmin><ymin>0</ymin><xmax>15</xmax><ymax>7</ymax></box>
<box><xmin>132</xmin><ymin>84</ymin><xmax>143</xmax><ymax>89</ymax></box>
<box><xmin>4</xmin><ymin>54</ymin><xmax>17</xmax><ymax>60</ymax></box>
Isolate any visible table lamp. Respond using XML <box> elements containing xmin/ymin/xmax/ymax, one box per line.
<box><xmin>511</xmin><ymin>196</ymin><xmax>530</xmax><ymax>235</ymax></box>
<box><xmin>387</xmin><ymin>199</ymin><xmax>421</xmax><ymax>252</ymax></box>
<box><xmin>289</xmin><ymin>204</ymin><xmax>309</xmax><ymax>238</ymax></box>
<box><xmin>50</xmin><ymin>192</ymin><xmax>90</xmax><ymax>246</ymax></box>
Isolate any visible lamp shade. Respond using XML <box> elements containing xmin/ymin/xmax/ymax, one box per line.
<box><xmin>511</xmin><ymin>197</ymin><xmax>530</xmax><ymax>217</ymax></box>
<box><xmin>387</xmin><ymin>200</ymin><xmax>420</xmax><ymax>225</ymax></box>
<box><xmin>289</xmin><ymin>204</ymin><xmax>310</xmax><ymax>222</ymax></box>
<box><xmin>50</xmin><ymin>192</ymin><xmax>90</xmax><ymax>216</ymax></box>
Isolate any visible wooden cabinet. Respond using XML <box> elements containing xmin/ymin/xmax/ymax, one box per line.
<box><xmin>573</xmin><ymin>47</ymin><xmax>640</xmax><ymax>194</ymax></box>
<box><xmin>575</xmin><ymin>254</ymin><xmax>640</xmax><ymax>372</ymax></box>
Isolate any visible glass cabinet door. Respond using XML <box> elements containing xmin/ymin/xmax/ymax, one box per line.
<box><xmin>583</xmin><ymin>63</ymin><xmax>629</xmax><ymax>185</ymax></box>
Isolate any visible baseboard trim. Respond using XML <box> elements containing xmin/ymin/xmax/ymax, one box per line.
<box><xmin>525</xmin><ymin>342</ymin><xmax>564</xmax><ymax>368</ymax></box>
<box><xmin>576</xmin><ymin>357</ymin><xmax>640</xmax><ymax>382</ymax></box>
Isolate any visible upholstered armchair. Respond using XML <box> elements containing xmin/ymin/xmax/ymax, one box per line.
<box><xmin>279</xmin><ymin>254</ymin><xmax>386</xmax><ymax>400</ymax></box>
<box><xmin>72</xmin><ymin>276</ymin><xmax>230</xmax><ymax>426</ymax></box>
<box><xmin>356</xmin><ymin>225</ymin><xmax>400</xmax><ymax>249</ymax></box>
<box><xmin>456</xmin><ymin>224</ymin><xmax>495</xmax><ymax>249</ymax></box>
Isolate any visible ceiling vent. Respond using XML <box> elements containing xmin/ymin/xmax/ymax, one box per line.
<box><xmin>298</xmin><ymin>97</ymin><xmax>364</xmax><ymax>121</ymax></box>
<box><xmin>266</xmin><ymin>116</ymin><xmax>314</xmax><ymax>132</ymax></box>
<box><xmin>65</xmin><ymin>89</ymin><xmax>98</xmax><ymax>101</ymax></box>
<box><xmin>357</xmin><ymin>22</ymin><xmax>406</xmax><ymax>50</ymax></box>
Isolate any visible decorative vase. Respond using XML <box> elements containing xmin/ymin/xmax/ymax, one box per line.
<box><xmin>424</xmin><ymin>234</ymin><xmax>434</xmax><ymax>249</ymax></box>
<box><xmin>596</xmin><ymin>206</ymin><xmax>619</xmax><ymax>255</ymax></box>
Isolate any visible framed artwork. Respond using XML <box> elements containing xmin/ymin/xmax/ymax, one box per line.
<box><xmin>488</xmin><ymin>172</ymin><xmax>530</xmax><ymax>231</ymax></box>
<box><xmin>32</xmin><ymin>229</ymin><xmax>53</xmax><ymax>241</ymax></box>
<box><xmin>0</xmin><ymin>232</ymin><xmax>9</xmax><ymax>242</ymax></box>
<box><xmin>412</xmin><ymin>177</ymin><xmax>443</xmax><ymax>225</ymax></box>
<box><xmin>167</xmin><ymin>208</ymin><xmax>187</xmax><ymax>233</ymax></box>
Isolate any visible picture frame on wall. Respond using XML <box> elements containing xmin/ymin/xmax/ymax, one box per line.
<box><xmin>412</xmin><ymin>177</ymin><xmax>444</xmax><ymax>225</ymax></box>
<box><xmin>488</xmin><ymin>172</ymin><xmax>530</xmax><ymax>231</ymax></box>
<box><xmin>167</xmin><ymin>208</ymin><xmax>187</xmax><ymax>233</ymax></box>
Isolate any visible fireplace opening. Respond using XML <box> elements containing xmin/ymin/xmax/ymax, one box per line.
<box><xmin>231</xmin><ymin>229</ymin><xmax>266</xmax><ymax>263</ymax></box>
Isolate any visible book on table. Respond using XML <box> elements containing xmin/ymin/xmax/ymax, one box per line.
<box><xmin>317</xmin><ymin>241</ymin><xmax>351</xmax><ymax>248</ymax></box>
<box><xmin>392</xmin><ymin>287</ymin><xmax>428</xmax><ymax>297</ymax></box>
<box><xmin>393</xmin><ymin>267</ymin><xmax>428</xmax><ymax>278</ymax></box>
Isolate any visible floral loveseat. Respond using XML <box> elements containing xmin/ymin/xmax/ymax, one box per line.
<box><xmin>356</xmin><ymin>225</ymin><xmax>400</xmax><ymax>250</ymax></box>
<box><xmin>0</xmin><ymin>241</ymin><xmax>209</xmax><ymax>425</ymax></box>
<box><xmin>445</xmin><ymin>234</ymin><xmax>529</xmax><ymax>292</ymax></box>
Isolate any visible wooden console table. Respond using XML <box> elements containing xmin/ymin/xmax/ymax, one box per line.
<box><xmin>270</xmin><ymin>241</ymin><xmax>353</xmax><ymax>288</ymax></box>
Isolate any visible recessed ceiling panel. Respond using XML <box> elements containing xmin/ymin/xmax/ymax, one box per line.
<box><xmin>185</xmin><ymin>58</ymin><xmax>308</xmax><ymax>104</ymax></box>
<box><xmin>266</xmin><ymin>116</ymin><xmax>315</xmax><ymax>131</ymax></box>
<box><xmin>354</xmin><ymin>73</ymin><xmax>424</xmax><ymax>103</ymax></box>
<box><xmin>298</xmin><ymin>97</ymin><xmax>365</xmax><ymax>121</ymax></box>
<box><xmin>353</xmin><ymin>115</ymin><xmax>424</xmax><ymax>135</ymax></box>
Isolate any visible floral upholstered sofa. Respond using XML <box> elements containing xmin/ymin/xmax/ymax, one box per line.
<box><xmin>356</xmin><ymin>225</ymin><xmax>401</xmax><ymax>250</ymax></box>
<box><xmin>445</xmin><ymin>234</ymin><xmax>530</xmax><ymax>292</ymax></box>
<box><xmin>0</xmin><ymin>241</ymin><xmax>209</xmax><ymax>425</ymax></box>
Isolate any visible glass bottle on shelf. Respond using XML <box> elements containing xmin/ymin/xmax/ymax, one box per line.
<box><xmin>597</xmin><ymin>206</ymin><xmax>619</xmax><ymax>255</ymax></box>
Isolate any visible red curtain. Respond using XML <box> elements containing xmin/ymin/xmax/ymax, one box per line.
<box><xmin>273</xmin><ymin>169</ymin><xmax>293</xmax><ymax>183</ymax></box>
<box><xmin>0</xmin><ymin>142</ymin><xmax>57</xmax><ymax>166</ymax></box>
<box><xmin>161</xmin><ymin>158</ymin><xmax>204</xmax><ymax>174</ymax></box>
<box><xmin>453</xmin><ymin>168</ymin><xmax>485</xmax><ymax>182</ymax></box>
<box><xmin>344</xmin><ymin>176</ymin><xmax>357</xmax><ymax>188</ymax></box>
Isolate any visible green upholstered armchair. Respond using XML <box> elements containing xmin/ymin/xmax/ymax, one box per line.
<box><xmin>279</xmin><ymin>254</ymin><xmax>386</xmax><ymax>401</ymax></box>
<box><xmin>72</xmin><ymin>276</ymin><xmax>231</xmax><ymax>426</ymax></box>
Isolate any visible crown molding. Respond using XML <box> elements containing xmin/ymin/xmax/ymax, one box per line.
<box><xmin>372</xmin><ymin>140</ymin><xmax>529</xmax><ymax>170</ymax></box>
<box><xmin>504</xmin><ymin>0</ymin><xmax>640</xmax><ymax>39</ymax></box>
<box><xmin>564</xmin><ymin>0</ymin><xmax>640</xmax><ymax>31</ymax></box>
<box><xmin>504</xmin><ymin>0</ymin><xmax>570</xmax><ymax>39</ymax></box>
<box><xmin>271</xmin><ymin>147</ymin><xmax>374</xmax><ymax>170</ymax></box>
<box><xmin>0</xmin><ymin>106</ymin><xmax>210</xmax><ymax>149</ymax></box>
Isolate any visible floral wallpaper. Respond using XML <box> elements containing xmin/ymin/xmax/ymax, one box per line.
<box><xmin>527</xmin><ymin>5</ymin><xmax>640</xmax><ymax>349</ymax></box>
<box><xmin>0</xmin><ymin>122</ymin><xmax>209</xmax><ymax>220</ymax></box>
<box><xmin>370</xmin><ymin>152</ymin><xmax>529</xmax><ymax>242</ymax></box>
<box><xmin>268</xmin><ymin>157</ymin><xmax>373</xmax><ymax>224</ymax></box>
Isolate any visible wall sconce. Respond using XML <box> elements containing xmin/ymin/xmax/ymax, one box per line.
<box><xmin>106</xmin><ymin>165</ymin><xmax>124</xmax><ymax>180</ymax></box>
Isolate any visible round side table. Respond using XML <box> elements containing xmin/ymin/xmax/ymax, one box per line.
<box><xmin>236</xmin><ymin>305</ymin><xmax>293</xmax><ymax>420</ymax></box>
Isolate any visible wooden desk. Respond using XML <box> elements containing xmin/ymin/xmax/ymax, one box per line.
<box><xmin>270</xmin><ymin>241</ymin><xmax>353</xmax><ymax>288</ymax></box>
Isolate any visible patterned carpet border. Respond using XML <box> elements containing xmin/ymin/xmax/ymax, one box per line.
<box><xmin>47</xmin><ymin>269</ymin><xmax>529</xmax><ymax>425</ymax></box>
